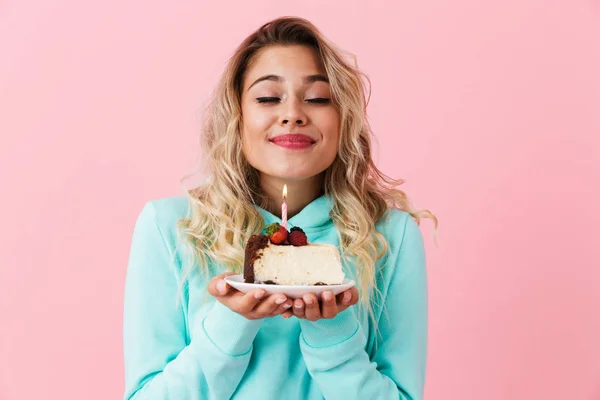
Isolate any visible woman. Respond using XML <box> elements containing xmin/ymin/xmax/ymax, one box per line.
<box><xmin>124</xmin><ymin>16</ymin><xmax>437</xmax><ymax>400</ymax></box>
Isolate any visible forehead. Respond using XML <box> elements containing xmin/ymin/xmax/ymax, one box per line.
<box><xmin>244</xmin><ymin>45</ymin><xmax>325</xmax><ymax>86</ymax></box>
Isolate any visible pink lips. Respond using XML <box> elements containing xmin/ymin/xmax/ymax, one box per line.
<box><xmin>269</xmin><ymin>134</ymin><xmax>316</xmax><ymax>150</ymax></box>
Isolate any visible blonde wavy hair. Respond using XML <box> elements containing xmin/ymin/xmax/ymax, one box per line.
<box><xmin>177</xmin><ymin>16</ymin><xmax>437</xmax><ymax>321</ymax></box>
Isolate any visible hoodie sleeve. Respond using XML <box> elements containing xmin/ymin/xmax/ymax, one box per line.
<box><xmin>123</xmin><ymin>201</ymin><xmax>263</xmax><ymax>400</ymax></box>
<box><xmin>298</xmin><ymin>213</ymin><xmax>428</xmax><ymax>400</ymax></box>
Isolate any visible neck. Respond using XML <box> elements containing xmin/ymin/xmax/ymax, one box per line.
<box><xmin>259</xmin><ymin>173</ymin><xmax>325</xmax><ymax>219</ymax></box>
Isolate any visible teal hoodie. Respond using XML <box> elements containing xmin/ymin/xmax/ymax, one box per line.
<box><xmin>123</xmin><ymin>194</ymin><xmax>428</xmax><ymax>400</ymax></box>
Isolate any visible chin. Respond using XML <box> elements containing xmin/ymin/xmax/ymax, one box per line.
<box><xmin>272</xmin><ymin>171</ymin><xmax>318</xmax><ymax>181</ymax></box>
<box><xmin>263</xmin><ymin>165</ymin><xmax>329</xmax><ymax>181</ymax></box>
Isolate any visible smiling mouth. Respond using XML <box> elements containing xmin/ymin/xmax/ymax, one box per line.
<box><xmin>269</xmin><ymin>134</ymin><xmax>316</xmax><ymax>150</ymax></box>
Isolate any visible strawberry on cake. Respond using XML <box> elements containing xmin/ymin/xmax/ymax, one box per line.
<box><xmin>243</xmin><ymin>223</ymin><xmax>345</xmax><ymax>286</ymax></box>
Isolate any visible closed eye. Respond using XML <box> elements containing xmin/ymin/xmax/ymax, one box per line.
<box><xmin>306</xmin><ymin>98</ymin><xmax>331</xmax><ymax>104</ymax></box>
<box><xmin>256</xmin><ymin>97</ymin><xmax>280</xmax><ymax>103</ymax></box>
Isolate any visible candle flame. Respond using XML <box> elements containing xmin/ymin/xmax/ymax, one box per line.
<box><xmin>283</xmin><ymin>184</ymin><xmax>287</xmax><ymax>199</ymax></box>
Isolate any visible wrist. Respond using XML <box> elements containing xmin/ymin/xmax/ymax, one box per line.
<box><xmin>300</xmin><ymin>309</ymin><xmax>359</xmax><ymax>348</ymax></box>
<box><xmin>202</xmin><ymin>300</ymin><xmax>263</xmax><ymax>356</ymax></box>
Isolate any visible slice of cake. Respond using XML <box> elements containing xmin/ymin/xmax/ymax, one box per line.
<box><xmin>243</xmin><ymin>223</ymin><xmax>345</xmax><ymax>286</ymax></box>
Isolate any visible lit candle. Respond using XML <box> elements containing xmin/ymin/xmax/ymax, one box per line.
<box><xmin>281</xmin><ymin>184</ymin><xmax>288</xmax><ymax>229</ymax></box>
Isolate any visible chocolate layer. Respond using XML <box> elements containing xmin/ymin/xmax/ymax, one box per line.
<box><xmin>243</xmin><ymin>234</ymin><xmax>269</xmax><ymax>283</ymax></box>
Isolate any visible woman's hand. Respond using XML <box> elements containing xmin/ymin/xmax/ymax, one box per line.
<box><xmin>208</xmin><ymin>272</ymin><xmax>293</xmax><ymax>320</ymax></box>
<box><xmin>281</xmin><ymin>287</ymin><xmax>360</xmax><ymax>321</ymax></box>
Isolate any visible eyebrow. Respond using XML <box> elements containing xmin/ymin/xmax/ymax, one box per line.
<box><xmin>246</xmin><ymin>74</ymin><xmax>329</xmax><ymax>91</ymax></box>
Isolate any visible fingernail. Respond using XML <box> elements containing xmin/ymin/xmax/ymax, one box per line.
<box><xmin>217</xmin><ymin>281</ymin><xmax>226</xmax><ymax>294</ymax></box>
<box><xmin>276</xmin><ymin>296</ymin><xmax>287</xmax><ymax>305</ymax></box>
<box><xmin>282</xmin><ymin>303</ymin><xmax>292</xmax><ymax>309</ymax></box>
<box><xmin>343</xmin><ymin>291</ymin><xmax>352</xmax><ymax>303</ymax></box>
<box><xmin>303</xmin><ymin>295</ymin><xmax>313</xmax><ymax>305</ymax></box>
<box><xmin>294</xmin><ymin>301</ymin><xmax>303</xmax><ymax>309</ymax></box>
<box><xmin>254</xmin><ymin>290</ymin><xmax>265</xmax><ymax>299</ymax></box>
<box><xmin>323</xmin><ymin>292</ymin><xmax>332</xmax><ymax>301</ymax></box>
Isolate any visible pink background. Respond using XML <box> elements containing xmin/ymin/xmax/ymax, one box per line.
<box><xmin>1</xmin><ymin>1</ymin><xmax>599</xmax><ymax>399</ymax></box>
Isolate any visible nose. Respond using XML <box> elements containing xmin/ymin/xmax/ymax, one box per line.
<box><xmin>279</xmin><ymin>98</ymin><xmax>307</xmax><ymax>127</ymax></box>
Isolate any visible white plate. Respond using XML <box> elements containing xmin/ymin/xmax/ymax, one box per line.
<box><xmin>224</xmin><ymin>274</ymin><xmax>355</xmax><ymax>299</ymax></box>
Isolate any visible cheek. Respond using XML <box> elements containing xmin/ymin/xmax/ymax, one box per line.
<box><xmin>242</xmin><ymin>104</ymin><xmax>278</xmax><ymax>143</ymax></box>
<box><xmin>240</xmin><ymin>107</ymin><xmax>272</xmax><ymax>168</ymax></box>
<box><xmin>316</xmin><ymin>107</ymin><xmax>340</xmax><ymax>134</ymax></box>
<box><xmin>317</xmin><ymin>109</ymin><xmax>341</xmax><ymax>150</ymax></box>
<box><xmin>241</xmin><ymin>106</ymin><xmax>263</xmax><ymax>149</ymax></box>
